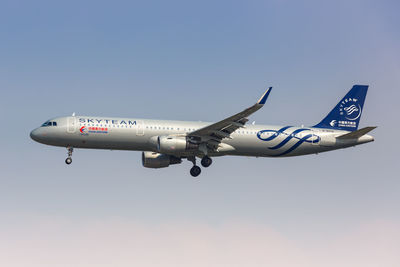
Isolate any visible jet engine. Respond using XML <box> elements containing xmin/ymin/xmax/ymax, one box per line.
<box><xmin>157</xmin><ymin>136</ymin><xmax>198</xmax><ymax>154</ymax></box>
<box><xmin>142</xmin><ymin>151</ymin><xmax>182</xmax><ymax>168</ymax></box>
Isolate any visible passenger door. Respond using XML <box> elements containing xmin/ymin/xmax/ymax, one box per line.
<box><xmin>136</xmin><ymin>120</ymin><xmax>144</xmax><ymax>136</ymax></box>
<box><xmin>67</xmin><ymin>116</ymin><xmax>77</xmax><ymax>133</ymax></box>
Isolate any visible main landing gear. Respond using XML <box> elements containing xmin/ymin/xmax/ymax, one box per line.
<box><xmin>65</xmin><ymin>146</ymin><xmax>73</xmax><ymax>165</ymax></box>
<box><xmin>190</xmin><ymin>165</ymin><xmax>201</xmax><ymax>177</ymax></box>
<box><xmin>188</xmin><ymin>156</ymin><xmax>213</xmax><ymax>177</ymax></box>
<box><xmin>201</xmin><ymin>156</ymin><xmax>212</xmax><ymax>168</ymax></box>
<box><xmin>188</xmin><ymin>156</ymin><xmax>201</xmax><ymax>177</ymax></box>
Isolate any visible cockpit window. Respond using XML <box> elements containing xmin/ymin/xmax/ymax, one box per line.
<box><xmin>41</xmin><ymin>121</ymin><xmax>57</xmax><ymax>127</ymax></box>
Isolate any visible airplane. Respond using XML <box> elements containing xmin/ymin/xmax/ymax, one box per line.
<box><xmin>30</xmin><ymin>85</ymin><xmax>376</xmax><ymax>177</ymax></box>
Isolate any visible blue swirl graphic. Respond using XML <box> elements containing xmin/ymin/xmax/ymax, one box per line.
<box><xmin>257</xmin><ymin>126</ymin><xmax>320</xmax><ymax>156</ymax></box>
<box><xmin>257</xmin><ymin>126</ymin><xmax>292</xmax><ymax>142</ymax></box>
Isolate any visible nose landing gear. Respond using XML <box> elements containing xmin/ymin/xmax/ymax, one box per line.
<box><xmin>65</xmin><ymin>147</ymin><xmax>73</xmax><ymax>165</ymax></box>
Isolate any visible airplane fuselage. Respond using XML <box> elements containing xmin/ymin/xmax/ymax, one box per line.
<box><xmin>30</xmin><ymin>116</ymin><xmax>374</xmax><ymax>158</ymax></box>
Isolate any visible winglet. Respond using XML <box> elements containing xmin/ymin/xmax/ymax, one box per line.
<box><xmin>257</xmin><ymin>87</ymin><xmax>273</xmax><ymax>105</ymax></box>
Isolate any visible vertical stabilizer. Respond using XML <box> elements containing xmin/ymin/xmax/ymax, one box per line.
<box><xmin>313</xmin><ymin>85</ymin><xmax>368</xmax><ymax>131</ymax></box>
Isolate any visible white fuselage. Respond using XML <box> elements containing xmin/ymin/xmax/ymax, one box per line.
<box><xmin>30</xmin><ymin>116</ymin><xmax>374</xmax><ymax>158</ymax></box>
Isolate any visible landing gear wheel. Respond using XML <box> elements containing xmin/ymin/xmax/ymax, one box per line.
<box><xmin>201</xmin><ymin>156</ymin><xmax>212</xmax><ymax>168</ymax></box>
<box><xmin>65</xmin><ymin>146</ymin><xmax>73</xmax><ymax>165</ymax></box>
<box><xmin>190</xmin><ymin>166</ymin><xmax>201</xmax><ymax>177</ymax></box>
<box><xmin>65</xmin><ymin>157</ymin><xmax>72</xmax><ymax>165</ymax></box>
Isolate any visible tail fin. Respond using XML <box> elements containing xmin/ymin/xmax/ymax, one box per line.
<box><xmin>313</xmin><ymin>85</ymin><xmax>368</xmax><ymax>131</ymax></box>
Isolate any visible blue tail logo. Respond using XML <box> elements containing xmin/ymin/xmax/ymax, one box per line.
<box><xmin>314</xmin><ymin>85</ymin><xmax>368</xmax><ymax>131</ymax></box>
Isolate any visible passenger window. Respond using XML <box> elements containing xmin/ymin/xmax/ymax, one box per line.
<box><xmin>52</xmin><ymin>122</ymin><xmax>57</xmax><ymax>126</ymax></box>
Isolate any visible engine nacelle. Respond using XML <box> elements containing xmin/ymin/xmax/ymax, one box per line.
<box><xmin>142</xmin><ymin>151</ymin><xmax>182</xmax><ymax>168</ymax></box>
<box><xmin>157</xmin><ymin>136</ymin><xmax>198</xmax><ymax>154</ymax></box>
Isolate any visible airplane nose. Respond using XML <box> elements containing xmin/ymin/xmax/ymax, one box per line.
<box><xmin>30</xmin><ymin>128</ymin><xmax>40</xmax><ymax>142</ymax></box>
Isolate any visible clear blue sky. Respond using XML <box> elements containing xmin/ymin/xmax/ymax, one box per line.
<box><xmin>1</xmin><ymin>0</ymin><xmax>399</xmax><ymax>266</ymax></box>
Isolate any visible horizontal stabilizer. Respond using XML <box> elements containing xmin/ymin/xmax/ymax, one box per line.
<box><xmin>336</xmin><ymin>126</ymin><xmax>377</xmax><ymax>139</ymax></box>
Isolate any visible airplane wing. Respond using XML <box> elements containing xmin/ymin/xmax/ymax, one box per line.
<box><xmin>187</xmin><ymin>87</ymin><xmax>272</xmax><ymax>150</ymax></box>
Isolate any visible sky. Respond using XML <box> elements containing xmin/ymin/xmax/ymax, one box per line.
<box><xmin>0</xmin><ymin>0</ymin><xmax>399</xmax><ymax>266</ymax></box>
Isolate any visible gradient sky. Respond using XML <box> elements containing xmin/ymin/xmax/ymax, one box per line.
<box><xmin>1</xmin><ymin>0</ymin><xmax>399</xmax><ymax>266</ymax></box>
